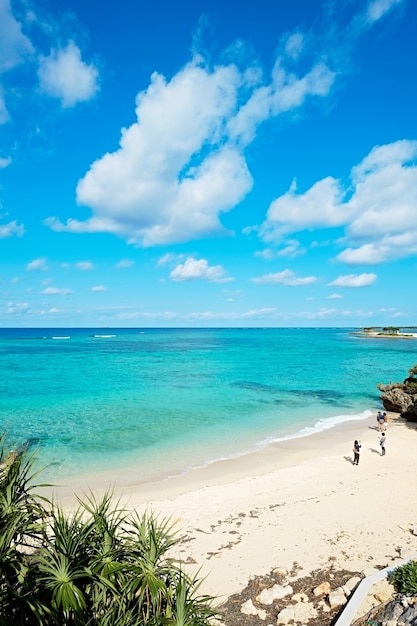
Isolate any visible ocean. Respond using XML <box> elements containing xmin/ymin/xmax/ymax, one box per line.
<box><xmin>0</xmin><ymin>327</ymin><xmax>415</xmax><ymax>486</ymax></box>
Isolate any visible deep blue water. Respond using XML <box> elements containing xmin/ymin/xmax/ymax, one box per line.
<box><xmin>0</xmin><ymin>327</ymin><xmax>415</xmax><ymax>483</ymax></box>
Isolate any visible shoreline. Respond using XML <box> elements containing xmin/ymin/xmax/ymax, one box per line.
<box><xmin>48</xmin><ymin>408</ymin><xmax>374</xmax><ymax>502</ymax></box>
<box><xmin>47</xmin><ymin>410</ymin><xmax>417</xmax><ymax>603</ymax></box>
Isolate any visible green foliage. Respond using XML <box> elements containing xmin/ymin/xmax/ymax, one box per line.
<box><xmin>388</xmin><ymin>559</ymin><xmax>417</xmax><ymax>595</ymax></box>
<box><xmin>405</xmin><ymin>381</ymin><xmax>417</xmax><ymax>394</ymax></box>
<box><xmin>408</xmin><ymin>364</ymin><xmax>417</xmax><ymax>378</ymax></box>
<box><xmin>0</xmin><ymin>434</ymin><xmax>218</xmax><ymax>625</ymax></box>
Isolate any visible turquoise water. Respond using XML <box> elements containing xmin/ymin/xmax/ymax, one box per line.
<box><xmin>0</xmin><ymin>327</ymin><xmax>415</xmax><ymax>484</ymax></box>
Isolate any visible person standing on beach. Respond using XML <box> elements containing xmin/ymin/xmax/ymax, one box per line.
<box><xmin>382</xmin><ymin>412</ymin><xmax>388</xmax><ymax>432</ymax></box>
<box><xmin>353</xmin><ymin>440</ymin><xmax>361</xmax><ymax>465</ymax></box>
<box><xmin>377</xmin><ymin>411</ymin><xmax>385</xmax><ymax>431</ymax></box>
<box><xmin>378</xmin><ymin>432</ymin><xmax>386</xmax><ymax>456</ymax></box>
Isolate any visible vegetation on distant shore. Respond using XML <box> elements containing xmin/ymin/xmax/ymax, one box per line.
<box><xmin>359</xmin><ymin>326</ymin><xmax>417</xmax><ymax>338</ymax></box>
<box><xmin>0</xmin><ymin>434</ymin><xmax>217</xmax><ymax>625</ymax></box>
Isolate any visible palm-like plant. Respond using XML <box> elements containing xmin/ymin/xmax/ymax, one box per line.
<box><xmin>0</xmin><ymin>434</ymin><xmax>219</xmax><ymax>625</ymax></box>
<box><xmin>0</xmin><ymin>434</ymin><xmax>50</xmax><ymax>623</ymax></box>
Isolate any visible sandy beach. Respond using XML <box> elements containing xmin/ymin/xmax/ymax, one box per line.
<box><xmin>51</xmin><ymin>411</ymin><xmax>417</xmax><ymax>605</ymax></box>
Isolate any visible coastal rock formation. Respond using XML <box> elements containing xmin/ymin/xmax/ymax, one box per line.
<box><xmin>402</xmin><ymin>399</ymin><xmax>417</xmax><ymax>422</ymax></box>
<box><xmin>377</xmin><ymin>364</ymin><xmax>417</xmax><ymax>421</ymax></box>
<box><xmin>377</xmin><ymin>384</ymin><xmax>415</xmax><ymax>413</ymax></box>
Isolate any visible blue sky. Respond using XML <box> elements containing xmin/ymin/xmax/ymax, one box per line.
<box><xmin>0</xmin><ymin>0</ymin><xmax>416</xmax><ymax>328</ymax></box>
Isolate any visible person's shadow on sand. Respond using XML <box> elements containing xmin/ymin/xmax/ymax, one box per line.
<box><xmin>369</xmin><ymin>447</ymin><xmax>382</xmax><ymax>455</ymax></box>
<box><xmin>344</xmin><ymin>455</ymin><xmax>355</xmax><ymax>465</ymax></box>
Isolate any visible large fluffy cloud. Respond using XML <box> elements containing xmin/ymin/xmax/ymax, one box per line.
<box><xmin>46</xmin><ymin>43</ymin><xmax>335</xmax><ymax>246</ymax></box>
<box><xmin>260</xmin><ymin>139</ymin><xmax>417</xmax><ymax>264</ymax></box>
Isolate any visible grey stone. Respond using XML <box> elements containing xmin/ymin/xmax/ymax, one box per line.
<box><xmin>400</xmin><ymin>605</ymin><xmax>417</xmax><ymax>623</ymax></box>
<box><xmin>379</xmin><ymin>600</ymin><xmax>408</xmax><ymax>622</ymax></box>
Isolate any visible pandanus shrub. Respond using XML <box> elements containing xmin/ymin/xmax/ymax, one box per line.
<box><xmin>0</xmin><ymin>434</ymin><xmax>218</xmax><ymax>625</ymax></box>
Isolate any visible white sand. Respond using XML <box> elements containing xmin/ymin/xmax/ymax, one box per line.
<box><xmin>51</xmin><ymin>412</ymin><xmax>417</xmax><ymax>604</ymax></box>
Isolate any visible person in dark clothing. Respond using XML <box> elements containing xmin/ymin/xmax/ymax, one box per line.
<box><xmin>353</xmin><ymin>439</ymin><xmax>361</xmax><ymax>465</ymax></box>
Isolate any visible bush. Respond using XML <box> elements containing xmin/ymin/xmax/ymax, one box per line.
<box><xmin>0</xmin><ymin>434</ymin><xmax>218</xmax><ymax>625</ymax></box>
<box><xmin>388</xmin><ymin>559</ymin><xmax>417</xmax><ymax>595</ymax></box>
<box><xmin>405</xmin><ymin>381</ymin><xmax>417</xmax><ymax>395</ymax></box>
<box><xmin>409</xmin><ymin>364</ymin><xmax>417</xmax><ymax>378</ymax></box>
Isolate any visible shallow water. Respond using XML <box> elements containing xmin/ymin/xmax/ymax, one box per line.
<box><xmin>0</xmin><ymin>327</ymin><xmax>414</xmax><ymax>483</ymax></box>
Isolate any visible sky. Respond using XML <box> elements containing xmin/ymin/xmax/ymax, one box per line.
<box><xmin>0</xmin><ymin>0</ymin><xmax>416</xmax><ymax>328</ymax></box>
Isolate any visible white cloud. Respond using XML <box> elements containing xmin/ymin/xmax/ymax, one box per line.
<box><xmin>0</xmin><ymin>155</ymin><xmax>11</xmax><ymax>168</ymax></box>
<box><xmin>328</xmin><ymin>293</ymin><xmax>343</xmax><ymax>299</ymax></box>
<box><xmin>91</xmin><ymin>285</ymin><xmax>107</xmax><ymax>291</ymax></box>
<box><xmin>0</xmin><ymin>219</ymin><xmax>24</xmax><ymax>237</ymax></box>
<box><xmin>41</xmin><ymin>286</ymin><xmax>72</xmax><ymax>295</ymax></box>
<box><xmin>229</xmin><ymin>62</ymin><xmax>335</xmax><ymax>146</ymax></box>
<box><xmin>328</xmin><ymin>273</ymin><xmax>377</xmax><ymax>287</ymax></box>
<box><xmin>251</xmin><ymin>269</ymin><xmax>317</xmax><ymax>286</ymax></box>
<box><xmin>76</xmin><ymin>261</ymin><xmax>93</xmax><ymax>270</ymax></box>
<box><xmin>116</xmin><ymin>259</ymin><xmax>134</xmax><ymax>268</ymax></box>
<box><xmin>72</xmin><ymin>61</ymin><xmax>249</xmax><ymax>246</ymax></box>
<box><xmin>45</xmin><ymin>35</ymin><xmax>336</xmax><ymax>247</ymax></box>
<box><xmin>284</xmin><ymin>32</ymin><xmax>305</xmax><ymax>60</ymax></box>
<box><xmin>7</xmin><ymin>300</ymin><xmax>29</xmax><ymax>314</ymax></box>
<box><xmin>255</xmin><ymin>240</ymin><xmax>305</xmax><ymax>259</ymax></box>
<box><xmin>186</xmin><ymin>307</ymin><xmax>277</xmax><ymax>321</ymax></box>
<box><xmin>38</xmin><ymin>41</ymin><xmax>99</xmax><ymax>107</ymax></box>
<box><xmin>170</xmin><ymin>257</ymin><xmax>232</xmax><ymax>282</ymax></box>
<box><xmin>260</xmin><ymin>176</ymin><xmax>348</xmax><ymax>242</ymax></box>
<box><xmin>365</xmin><ymin>0</ymin><xmax>404</xmax><ymax>24</ymax></box>
<box><xmin>0</xmin><ymin>0</ymin><xmax>33</xmax><ymax>123</ymax></box>
<box><xmin>260</xmin><ymin>140</ymin><xmax>417</xmax><ymax>265</ymax></box>
<box><xmin>27</xmin><ymin>257</ymin><xmax>48</xmax><ymax>271</ymax></box>
<box><xmin>157</xmin><ymin>253</ymin><xmax>181</xmax><ymax>268</ymax></box>
<box><xmin>0</xmin><ymin>0</ymin><xmax>33</xmax><ymax>73</ymax></box>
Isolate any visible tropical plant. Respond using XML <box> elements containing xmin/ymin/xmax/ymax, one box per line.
<box><xmin>0</xmin><ymin>434</ymin><xmax>50</xmax><ymax>624</ymax></box>
<box><xmin>0</xmin><ymin>434</ymin><xmax>218</xmax><ymax>625</ymax></box>
<box><xmin>388</xmin><ymin>559</ymin><xmax>417</xmax><ymax>595</ymax></box>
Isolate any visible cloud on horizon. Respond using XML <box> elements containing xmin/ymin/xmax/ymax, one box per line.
<box><xmin>251</xmin><ymin>269</ymin><xmax>317</xmax><ymax>286</ymax></box>
<box><xmin>41</xmin><ymin>286</ymin><xmax>73</xmax><ymax>295</ymax></box>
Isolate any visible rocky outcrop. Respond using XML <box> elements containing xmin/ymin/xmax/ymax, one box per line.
<box><xmin>377</xmin><ymin>384</ymin><xmax>415</xmax><ymax>413</ymax></box>
<box><xmin>377</xmin><ymin>366</ymin><xmax>417</xmax><ymax>421</ymax></box>
<box><xmin>402</xmin><ymin>400</ymin><xmax>417</xmax><ymax>422</ymax></box>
